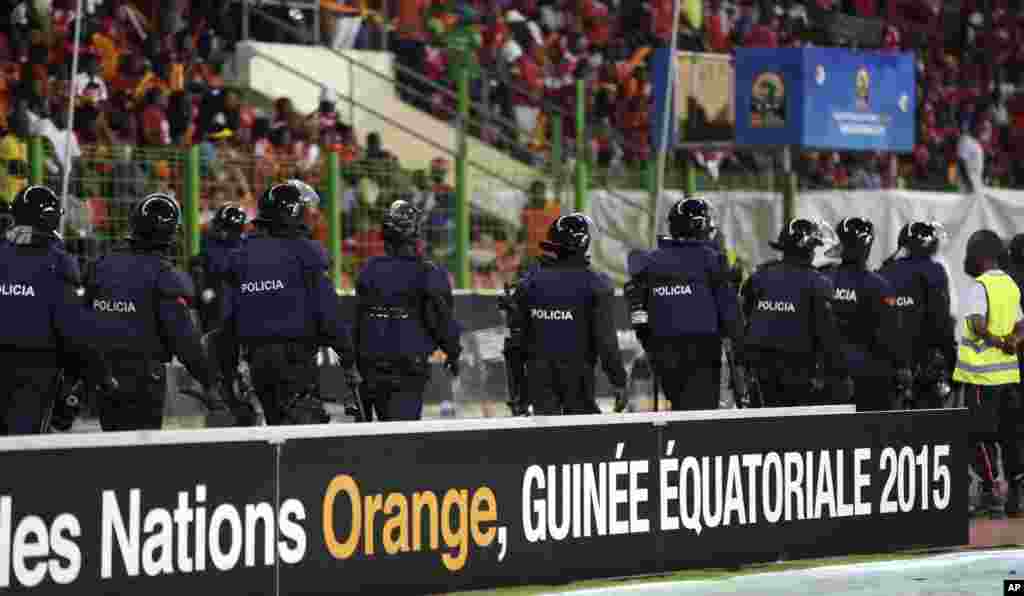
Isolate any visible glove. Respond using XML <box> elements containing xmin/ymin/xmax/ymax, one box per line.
<box><xmin>445</xmin><ymin>355</ymin><xmax>460</xmax><ymax>378</ymax></box>
<box><xmin>612</xmin><ymin>386</ymin><xmax>630</xmax><ymax>413</ymax></box>
<box><xmin>343</xmin><ymin>365</ymin><xmax>363</xmax><ymax>388</ymax></box>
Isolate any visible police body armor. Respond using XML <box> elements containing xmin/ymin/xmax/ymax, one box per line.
<box><xmin>231</xmin><ymin>236</ymin><xmax>322</xmax><ymax>343</ymax></box>
<box><xmin>520</xmin><ymin>267</ymin><xmax>593</xmax><ymax>360</ymax></box>
<box><xmin>744</xmin><ymin>263</ymin><xmax>817</xmax><ymax>354</ymax></box>
<box><xmin>357</xmin><ymin>255</ymin><xmax>440</xmax><ymax>360</ymax></box>
<box><xmin>633</xmin><ymin>241</ymin><xmax>724</xmax><ymax>340</ymax></box>
<box><xmin>0</xmin><ymin>243</ymin><xmax>76</xmax><ymax>350</ymax></box>
<box><xmin>87</xmin><ymin>253</ymin><xmax>178</xmax><ymax>357</ymax></box>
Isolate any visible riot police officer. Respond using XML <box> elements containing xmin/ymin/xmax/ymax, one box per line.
<box><xmin>84</xmin><ymin>193</ymin><xmax>231</xmax><ymax>431</ymax></box>
<box><xmin>355</xmin><ymin>200</ymin><xmax>461</xmax><ymax>421</ymax></box>
<box><xmin>626</xmin><ymin>198</ymin><xmax>743</xmax><ymax>411</ymax></box>
<box><xmin>741</xmin><ymin>219</ymin><xmax>843</xmax><ymax>407</ymax></box>
<box><xmin>192</xmin><ymin>204</ymin><xmax>248</xmax><ymax>333</ymax></box>
<box><xmin>512</xmin><ymin>213</ymin><xmax>627</xmax><ymax>415</ymax></box>
<box><xmin>819</xmin><ymin>217</ymin><xmax>902</xmax><ymax>411</ymax></box>
<box><xmin>0</xmin><ymin>185</ymin><xmax>115</xmax><ymax>434</ymax></box>
<box><xmin>219</xmin><ymin>181</ymin><xmax>361</xmax><ymax>425</ymax></box>
<box><xmin>878</xmin><ymin>221</ymin><xmax>956</xmax><ymax>409</ymax></box>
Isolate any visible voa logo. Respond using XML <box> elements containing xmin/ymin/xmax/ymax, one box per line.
<box><xmin>757</xmin><ymin>300</ymin><xmax>796</xmax><ymax>313</ymax></box>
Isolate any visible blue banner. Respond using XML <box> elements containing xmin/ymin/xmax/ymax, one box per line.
<box><xmin>649</xmin><ymin>46</ymin><xmax>677</xmax><ymax>153</ymax></box>
<box><xmin>735</xmin><ymin>48</ymin><xmax>916</xmax><ymax>152</ymax></box>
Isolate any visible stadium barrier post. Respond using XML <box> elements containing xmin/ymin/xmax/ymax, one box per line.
<box><xmin>575</xmin><ymin>79</ymin><xmax>588</xmax><ymax>213</ymax></box>
<box><xmin>184</xmin><ymin>145</ymin><xmax>201</xmax><ymax>257</ymax></box>
<box><xmin>551</xmin><ymin>113</ymin><xmax>563</xmax><ymax>199</ymax></box>
<box><xmin>326</xmin><ymin>152</ymin><xmax>343</xmax><ymax>291</ymax></box>
<box><xmin>28</xmin><ymin>136</ymin><xmax>44</xmax><ymax>185</ymax></box>
<box><xmin>455</xmin><ymin>58</ymin><xmax>470</xmax><ymax>289</ymax></box>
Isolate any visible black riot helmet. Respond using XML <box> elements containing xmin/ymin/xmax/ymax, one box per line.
<box><xmin>256</xmin><ymin>180</ymin><xmax>316</xmax><ymax>230</ymax></box>
<box><xmin>382</xmin><ymin>199</ymin><xmax>422</xmax><ymax>244</ymax></box>
<box><xmin>540</xmin><ymin>212</ymin><xmax>592</xmax><ymax>257</ymax></box>
<box><xmin>211</xmin><ymin>204</ymin><xmax>248</xmax><ymax>239</ymax></box>
<box><xmin>130</xmin><ymin>193</ymin><xmax>181</xmax><ymax>247</ymax></box>
<box><xmin>835</xmin><ymin>216</ymin><xmax>874</xmax><ymax>264</ymax></box>
<box><xmin>12</xmin><ymin>185</ymin><xmax>62</xmax><ymax>232</ymax></box>
<box><xmin>964</xmin><ymin>229</ymin><xmax>1005</xmax><ymax>278</ymax></box>
<box><xmin>668</xmin><ymin>197</ymin><xmax>714</xmax><ymax>240</ymax></box>
<box><xmin>897</xmin><ymin>221</ymin><xmax>943</xmax><ymax>257</ymax></box>
<box><xmin>770</xmin><ymin>218</ymin><xmax>829</xmax><ymax>261</ymax></box>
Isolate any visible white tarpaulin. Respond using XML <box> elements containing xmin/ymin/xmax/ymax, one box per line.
<box><xmin>588</xmin><ymin>188</ymin><xmax>1024</xmax><ymax>320</ymax></box>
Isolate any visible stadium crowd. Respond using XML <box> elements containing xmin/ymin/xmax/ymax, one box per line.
<box><xmin>0</xmin><ymin>0</ymin><xmax>1023</xmax><ymax>290</ymax></box>
<box><xmin>381</xmin><ymin>0</ymin><xmax>1024</xmax><ymax>189</ymax></box>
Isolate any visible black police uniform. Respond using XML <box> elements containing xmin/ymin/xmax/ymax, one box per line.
<box><xmin>627</xmin><ymin>198</ymin><xmax>742</xmax><ymax>411</ymax></box>
<box><xmin>0</xmin><ymin>186</ymin><xmax>114</xmax><ymax>435</ymax></box>
<box><xmin>85</xmin><ymin>193</ymin><xmax>229</xmax><ymax>431</ymax></box>
<box><xmin>192</xmin><ymin>205</ymin><xmax>247</xmax><ymax>333</ymax></box>
<box><xmin>355</xmin><ymin>200</ymin><xmax>461</xmax><ymax>421</ymax></box>
<box><xmin>513</xmin><ymin>213</ymin><xmax>627</xmax><ymax>415</ymax></box>
<box><xmin>219</xmin><ymin>181</ymin><xmax>359</xmax><ymax>426</ymax></box>
<box><xmin>741</xmin><ymin>219</ymin><xmax>843</xmax><ymax>408</ymax></box>
<box><xmin>818</xmin><ymin>218</ymin><xmax>902</xmax><ymax>411</ymax></box>
<box><xmin>878</xmin><ymin>222</ymin><xmax>956</xmax><ymax>409</ymax></box>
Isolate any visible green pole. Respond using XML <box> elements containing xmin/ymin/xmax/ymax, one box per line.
<box><xmin>455</xmin><ymin>61</ymin><xmax>470</xmax><ymax>289</ymax></box>
<box><xmin>28</xmin><ymin>137</ymin><xmax>44</xmax><ymax>185</ymax></box>
<box><xmin>551</xmin><ymin>114</ymin><xmax>562</xmax><ymax>199</ymax></box>
<box><xmin>574</xmin><ymin>79</ymin><xmax>588</xmax><ymax>213</ymax></box>
<box><xmin>184</xmin><ymin>145</ymin><xmax>201</xmax><ymax>257</ymax></box>
<box><xmin>326</xmin><ymin>152</ymin><xmax>342</xmax><ymax>291</ymax></box>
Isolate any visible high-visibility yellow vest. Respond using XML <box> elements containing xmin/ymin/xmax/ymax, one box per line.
<box><xmin>953</xmin><ymin>271</ymin><xmax>1022</xmax><ymax>386</ymax></box>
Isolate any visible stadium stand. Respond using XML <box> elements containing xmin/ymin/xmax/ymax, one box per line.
<box><xmin>0</xmin><ymin>0</ymin><xmax>1021</xmax><ymax>289</ymax></box>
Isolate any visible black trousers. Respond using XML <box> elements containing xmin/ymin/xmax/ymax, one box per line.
<box><xmin>358</xmin><ymin>356</ymin><xmax>431</xmax><ymax>421</ymax></box>
<box><xmin>649</xmin><ymin>335</ymin><xmax>721</xmax><ymax>411</ymax></box>
<box><xmin>966</xmin><ymin>384</ymin><xmax>1024</xmax><ymax>490</ymax></box>
<box><xmin>0</xmin><ymin>351</ymin><xmax>62</xmax><ymax>435</ymax></box>
<box><xmin>249</xmin><ymin>343</ymin><xmax>320</xmax><ymax>426</ymax></box>
<box><xmin>99</xmin><ymin>358</ymin><xmax>167</xmax><ymax>432</ymax></box>
<box><xmin>748</xmin><ymin>348</ymin><xmax>816</xmax><ymax>408</ymax></box>
<box><xmin>526</xmin><ymin>360</ymin><xmax>597</xmax><ymax>416</ymax></box>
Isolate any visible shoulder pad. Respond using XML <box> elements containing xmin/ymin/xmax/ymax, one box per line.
<box><xmin>157</xmin><ymin>263</ymin><xmax>196</xmax><ymax>299</ymax></box>
<box><xmin>627</xmin><ymin>249</ymin><xmax>651</xmax><ymax>276</ymax></box>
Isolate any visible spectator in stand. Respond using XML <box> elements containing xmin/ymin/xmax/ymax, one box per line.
<box><xmin>139</xmin><ymin>87</ymin><xmax>170</xmax><ymax>148</ymax></box>
<box><xmin>0</xmin><ymin>108</ymin><xmax>29</xmax><ymax>204</ymax></box>
<box><xmin>958</xmin><ymin>118</ymin><xmax>986</xmax><ymax>193</ymax></box>
<box><xmin>849</xmin><ymin>152</ymin><xmax>882</xmax><ymax>189</ymax></box>
<box><xmin>510</xmin><ymin>39</ymin><xmax>543</xmax><ymax>148</ymax></box>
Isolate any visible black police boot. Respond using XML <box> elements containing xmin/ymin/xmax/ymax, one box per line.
<box><xmin>980</xmin><ymin>487</ymin><xmax>1007</xmax><ymax>519</ymax></box>
<box><xmin>1007</xmin><ymin>480</ymin><xmax>1023</xmax><ymax>517</ymax></box>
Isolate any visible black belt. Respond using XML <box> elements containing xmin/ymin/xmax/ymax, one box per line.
<box><xmin>364</xmin><ymin>306</ymin><xmax>413</xmax><ymax>320</ymax></box>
